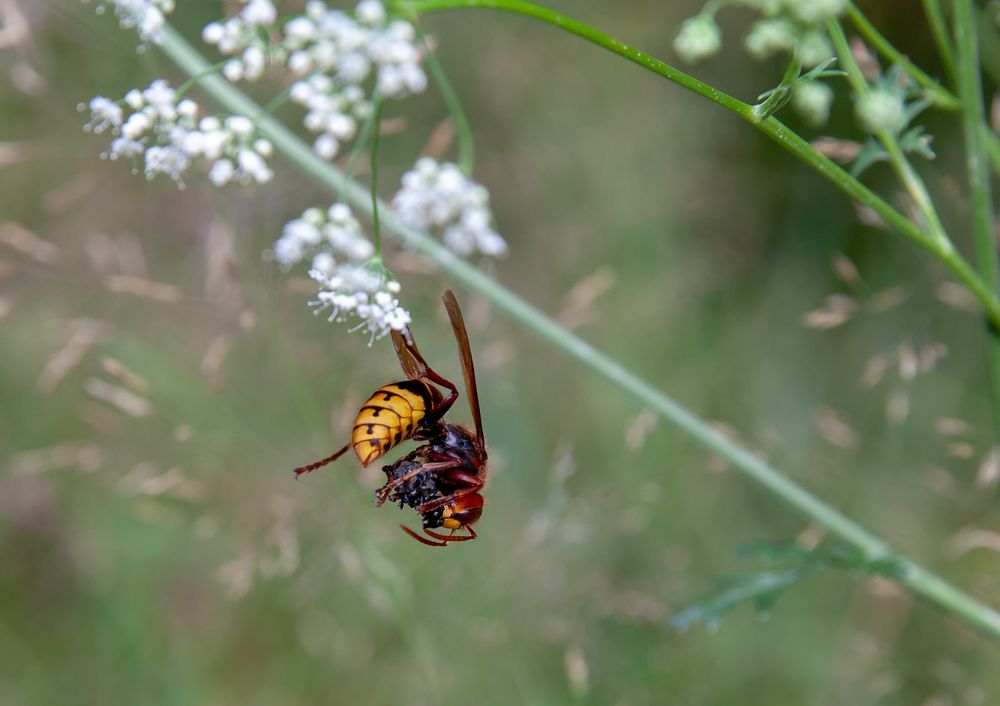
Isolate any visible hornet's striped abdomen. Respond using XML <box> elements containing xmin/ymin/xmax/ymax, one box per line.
<box><xmin>352</xmin><ymin>379</ymin><xmax>440</xmax><ymax>466</ymax></box>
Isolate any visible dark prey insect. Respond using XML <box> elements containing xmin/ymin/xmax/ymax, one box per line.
<box><xmin>293</xmin><ymin>290</ymin><xmax>488</xmax><ymax>546</ymax></box>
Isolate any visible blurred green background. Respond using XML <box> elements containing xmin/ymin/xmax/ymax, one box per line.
<box><xmin>3</xmin><ymin>1</ymin><xmax>1000</xmax><ymax>704</ymax></box>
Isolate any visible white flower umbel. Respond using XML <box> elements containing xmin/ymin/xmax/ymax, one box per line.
<box><xmin>202</xmin><ymin>0</ymin><xmax>280</xmax><ymax>82</ymax></box>
<box><xmin>311</xmin><ymin>270</ymin><xmax>411</xmax><ymax>344</ymax></box>
<box><xmin>281</xmin><ymin>0</ymin><xmax>427</xmax><ymax>160</ymax></box>
<box><xmin>272</xmin><ymin>202</ymin><xmax>374</xmax><ymax>269</ymax></box>
<box><xmin>84</xmin><ymin>0</ymin><xmax>176</xmax><ymax>45</ymax></box>
<box><xmin>82</xmin><ymin>80</ymin><xmax>274</xmax><ymax>187</ymax></box>
<box><xmin>272</xmin><ymin>203</ymin><xmax>409</xmax><ymax>343</ymax></box>
<box><xmin>393</xmin><ymin>158</ymin><xmax>508</xmax><ymax>258</ymax></box>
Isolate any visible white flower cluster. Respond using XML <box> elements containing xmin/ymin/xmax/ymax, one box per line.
<box><xmin>272</xmin><ymin>202</ymin><xmax>374</xmax><ymax>269</ymax></box>
<box><xmin>82</xmin><ymin>80</ymin><xmax>274</xmax><ymax>187</ymax></box>
<box><xmin>202</xmin><ymin>0</ymin><xmax>279</xmax><ymax>82</ymax></box>
<box><xmin>199</xmin><ymin>0</ymin><xmax>427</xmax><ymax>160</ymax></box>
<box><xmin>272</xmin><ymin>202</ymin><xmax>410</xmax><ymax>343</ymax></box>
<box><xmin>85</xmin><ymin>0</ymin><xmax>175</xmax><ymax>45</ymax></box>
<box><xmin>393</xmin><ymin>158</ymin><xmax>508</xmax><ymax>258</ymax></box>
<box><xmin>283</xmin><ymin>0</ymin><xmax>427</xmax><ymax>159</ymax></box>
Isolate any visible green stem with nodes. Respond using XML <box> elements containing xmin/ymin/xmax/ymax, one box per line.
<box><xmin>751</xmin><ymin>53</ymin><xmax>801</xmax><ymax>123</ymax></box>
<box><xmin>413</xmin><ymin>23</ymin><xmax>476</xmax><ymax>175</ymax></box>
<box><xmin>954</xmin><ymin>0</ymin><xmax>1000</xmax><ymax>435</ymax></box>
<box><xmin>399</xmin><ymin>0</ymin><xmax>1000</xmax><ymax>331</ymax></box>
<box><xmin>370</xmin><ymin>95</ymin><xmax>384</xmax><ymax>257</ymax></box>
<box><xmin>158</xmin><ymin>22</ymin><xmax>1000</xmax><ymax>641</ymax></box>
<box><xmin>923</xmin><ymin>0</ymin><xmax>958</xmax><ymax>84</ymax></box>
<box><xmin>846</xmin><ymin>2</ymin><xmax>960</xmax><ymax>110</ymax></box>
<box><xmin>828</xmin><ymin>19</ymin><xmax>949</xmax><ymax>243</ymax></box>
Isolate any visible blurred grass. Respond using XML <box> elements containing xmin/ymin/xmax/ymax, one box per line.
<box><xmin>2</xmin><ymin>1</ymin><xmax>1000</xmax><ymax>704</ymax></box>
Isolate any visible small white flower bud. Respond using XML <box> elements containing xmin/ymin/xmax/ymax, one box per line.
<box><xmin>225</xmin><ymin>115</ymin><xmax>255</xmax><ymax>139</ymax></box>
<box><xmin>856</xmin><ymin>89</ymin><xmax>907</xmax><ymax>134</ymax></box>
<box><xmin>792</xmin><ymin>81</ymin><xmax>834</xmax><ymax>127</ymax></box>
<box><xmin>356</xmin><ymin>0</ymin><xmax>386</xmax><ymax>26</ymax></box>
<box><xmin>786</xmin><ymin>0</ymin><xmax>847</xmax><ymax>24</ymax></box>
<box><xmin>202</xmin><ymin>22</ymin><xmax>224</xmax><ymax>44</ymax></box>
<box><xmin>673</xmin><ymin>14</ymin><xmax>721</xmax><ymax>64</ymax></box>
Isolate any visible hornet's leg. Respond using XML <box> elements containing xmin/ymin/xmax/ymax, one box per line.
<box><xmin>399</xmin><ymin>524</ymin><xmax>447</xmax><ymax>547</ymax></box>
<box><xmin>424</xmin><ymin>525</ymin><xmax>477</xmax><ymax>543</ymax></box>
<box><xmin>293</xmin><ymin>443</ymin><xmax>351</xmax><ymax>478</ymax></box>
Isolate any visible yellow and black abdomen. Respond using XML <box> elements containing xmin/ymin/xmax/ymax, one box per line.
<box><xmin>352</xmin><ymin>379</ymin><xmax>438</xmax><ymax>466</ymax></box>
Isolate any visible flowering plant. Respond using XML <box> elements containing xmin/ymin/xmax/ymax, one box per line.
<box><xmin>78</xmin><ymin>0</ymin><xmax>1000</xmax><ymax>642</ymax></box>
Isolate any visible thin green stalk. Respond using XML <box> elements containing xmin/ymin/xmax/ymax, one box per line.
<box><xmin>828</xmin><ymin>19</ymin><xmax>949</xmax><ymax>243</ymax></box>
<box><xmin>414</xmin><ymin>24</ymin><xmax>476</xmax><ymax>175</ymax></box>
<box><xmin>338</xmin><ymin>106</ymin><xmax>377</xmax><ymax>203</ymax></box>
<box><xmin>158</xmin><ymin>23</ymin><xmax>1000</xmax><ymax>641</ymax></box>
<box><xmin>400</xmin><ymin>0</ymin><xmax>1000</xmax><ymax>331</ymax></box>
<box><xmin>923</xmin><ymin>0</ymin><xmax>958</xmax><ymax>83</ymax></box>
<box><xmin>846</xmin><ymin>2</ymin><xmax>960</xmax><ymax>110</ymax></box>
<box><xmin>955</xmin><ymin>0</ymin><xmax>999</xmax><ymax>295</ymax></box>
<box><xmin>955</xmin><ymin>0</ymin><xmax>1000</xmax><ymax>433</ymax></box>
<box><xmin>984</xmin><ymin>124</ymin><xmax>1000</xmax><ymax>179</ymax></box>
<box><xmin>370</xmin><ymin>96</ymin><xmax>384</xmax><ymax>256</ymax></box>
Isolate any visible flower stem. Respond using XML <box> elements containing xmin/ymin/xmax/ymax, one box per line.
<box><xmin>828</xmin><ymin>19</ymin><xmax>949</xmax><ymax>243</ymax></box>
<box><xmin>370</xmin><ymin>95</ymin><xmax>384</xmax><ymax>257</ymax></box>
<box><xmin>414</xmin><ymin>23</ymin><xmax>476</xmax><ymax>175</ymax></box>
<box><xmin>158</xmin><ymin>23</ymin><xmax>1000</xmax><ymax>641</ymax></box>
<box><xmin>922</xmin><ymin>0</ymin><xmax>958</xmax><ymax>84</ymax></box>
<box><xmin>954</xmin><ymin>0</ymin><xmax>1000</xmax><ymax>432</ymax></box>
<box><xmin>846</xmin><ymin>2</ymin><xmax>960</xmax><ymax>110</ymax></box>
<box><xmin>400</xmin><ymin>0</ymin><xmax>1000</xmax><ymax>330</ymax></box>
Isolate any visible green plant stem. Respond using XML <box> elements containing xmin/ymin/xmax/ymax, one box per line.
<box><xmin>954</xmin><ymin>0</ymin><xmax>1000</xmax><ymax>433</ymax></box>
<box><xmin>923</xmin><ymin>0</ymin><xmax>958</xmax><ymax>83</ymax></box>
<box><xmin>751</xmin><ymin>53</ymin><xmax>801</xmax><ymax>123</ymax></box>
<box><xmin>828</xmin><ymin>19</ymin><xmax>949</xmax><ymax>243</ymax></box>
<box><xmin>370</xmin><ymin>96</ymin><xmax>384</xmax><ymax>256</ymax></box>
<box><xmin>394</xmin><ymin>0</ymin><xmax>1000</xmax><ymax>329</ymax></box>
<box><xmin>158</xmin><ymin>23</ymin><xmax>1000</xmax><ymax>641</ymax></box>
<box><xmin>846</xmin><ymin>2</ymin><xmax>960</xmax><ymax>110</ymax></box>
<box><xmin>414</xmin><ymin>24</ymin><xmax>476</xmax><ymax>175</ymax></box>
<box><xmin>984</xmin><ymin>124</ymin><xmax>1000</xmax><ymax>178</ymax></box>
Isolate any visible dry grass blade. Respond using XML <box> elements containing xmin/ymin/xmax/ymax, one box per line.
<box><xmin>936</xmin><ymin>281</ymin><xmax>979</xmax><ymax>312</ymax></box>
<box><xmin>802</xmin><ymin>294</ymin><xmax>857</xmax><ymax>329</ymax></box>
<box><xmin>946</xmin><ymin>528</ymin><xmax>1000</xmax><ymax>558</ymax></box>
<box><xmin>36</xmin><ymin>319</ymin><xmax>107</xmax><ymax>393</ymax></box>
<box><xmin>976</xmin><ymin>448</ymin><xmax>1000</xmax><ymax>490</ymax></box>
<box><xmin>811</xmin><ymin>138</ymin><xmax>862</xmax><ymax>163</ymax></box>
<box><xmin>832</xmin><ymin>253</ymin><xmax>861</xmax><ymax>287</ymax></box>
<box><xmin>813</xmin><ymin>407</ymin><xmax>858</xmax><ymax>449</ymax></box>
<box><xmin>84</xmin><ymin>377</ymin><xmax>152</xmax><ymax>417</ymax></box>
<box><xmin>559</xmin><ymin>266</ymin><xmax>616</xmax><ymax>330</ymax></box>
<box><xmin>101</xmin><ymin>357</ymin><xmax>151</xmax><ymax>394</ymax></box>
<box><xmin>420</xmin><ymin>117</ymin><xmax>456</xmax><ymax>160</ymax></box>
<box><xmin>0</xmin><ymin>221</ymin><xmax>59</xmax><ymax>264</ymax></box>
<box><xmin>8</xmin><ymin>441</ymin><xmax>104</xmax><ymax>475</ymax></box>
<box><xmin>625</xmin><ymin>408</ymin><xmax>658</xmax><ymax>454</ymax></box>
<box><xmin>104</xmin><ymin>274</ymin><xmax>182</xmax><ymax>303</ymax></box>
<box><xmin>935</xmin><ymin>417</ymin><xmax>973</xmax><ymax>437</ymax></box>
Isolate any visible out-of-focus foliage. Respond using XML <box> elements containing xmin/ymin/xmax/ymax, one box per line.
<box><xmin>2</xmin><ymin>2</ymin><xmax>999</xmax><ymax>705</ymax></box>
